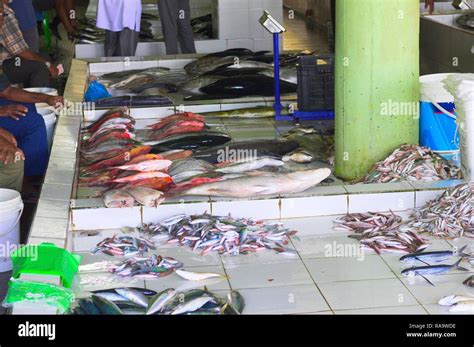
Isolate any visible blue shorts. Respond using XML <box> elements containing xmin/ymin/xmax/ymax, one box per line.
<box><xmin>0</xmin><ymin>99</ymin><xmax>48</xmax><ymax>177</ymax></box>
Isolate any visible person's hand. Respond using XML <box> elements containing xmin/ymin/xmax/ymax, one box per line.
<box><xmin>425</xmin><ymin>0</ymin><xmax>435</xmax><ymax>14</ymax></box>
<box><xmin>0</xmin><ymin>105</ymin><xmax>27</xmax><ymax>121</ymax></box>
<box><xmin>0</xmin><ymin>136</ymin><xmax>24</xmax><ymax>165</ymax></box>
<box><xmin>46</xmin><ymin>95</ymin><xmax>64</xmax><ymax>108</ymax></box>
<box><xmin>0</xmin><ymin>128</ymin><xmax>17</xmax><ymax>147</ymax></box>
<box><xmin>48</xmin><ymin>64</ymin><xmax>59</xmax><ymax>78</ymax></box>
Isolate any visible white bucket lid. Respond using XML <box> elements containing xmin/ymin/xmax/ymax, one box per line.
<box><xmin>0</xmin><ymin>189</ymin><xmax>22</xmax><ymax>212</ymax></box>
<box><xmin>420</xmin><ymin>74</ymin><xmax>455</xmax><ymax>103</ymax></box>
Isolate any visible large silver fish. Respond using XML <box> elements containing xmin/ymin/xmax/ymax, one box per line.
<box><xmin>183</xmin><ymin>168</ymin><xmax>331</xmax><ymax>198</ymax></box>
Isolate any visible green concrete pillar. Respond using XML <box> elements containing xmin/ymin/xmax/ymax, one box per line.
<box><xmin>334</xmin><ymin>0</ymin><xmax>420</xmax><ymax>181</ymax></box>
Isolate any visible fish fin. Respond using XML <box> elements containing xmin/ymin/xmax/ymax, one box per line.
<box><xmin>458</xmin><ymin>245</ymin><xmax>471</xmax><ymax>258</ymax></box>
<box><xmin>420</xmin><ymin>275</ymin><xmax>435</xmax><ymax>287</ymax></box>
<box><xmin>453</xmin><ymin>258</ymin><xmax>469</xmax><ymax>271</ymax></box>
<box><xmin>415</xmin><ymin>257</ymin><xmax>431</xmax><ymax>266</ymax></box>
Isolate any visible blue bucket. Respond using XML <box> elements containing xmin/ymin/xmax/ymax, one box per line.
<box><xmin>420</xmin><ymin>101</ymin><xmax>459</xmax><ymax>159</ymax></box>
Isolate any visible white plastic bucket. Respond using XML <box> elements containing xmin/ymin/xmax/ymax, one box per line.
<box><xmin>0</xmin><ymin>189</ymin><xmax>23</xmax><ymax>273</ymax></box>
<box><xmin>23</xmin><ymin>88</ymin><xmax>58</xmax><ymax>109</ymax></box>
<box><xmin>37</xmin><ymin>108</ymin><xmax>57</xmax><ymax>149</ymax></box>
<box><xmin>420</xmin><ymin>73</ymin><xmax>457</xmax><ymax>119</ymax></box>
<box><xmin>443</xmin><ymin>74</ymin><xmax>474</xmax><ymax>181</ymax></box>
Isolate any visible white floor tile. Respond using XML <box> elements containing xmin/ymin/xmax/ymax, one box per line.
<box><xmin>291</xmin><ymin>234</ymin><xmax>360</xmax><ymax>259</ymax></box>
<box><xmin>402</xmin><ymin>273</ymin><xmax>474</xmax><ymax>304</ymax></box>
<box><xmin>334</xmin><ymin>305</ymin><xmax>427</xmax><ymax>315</ymax></box>
<box><xmin>225</xmin><ymin>261</ymin><xmax>313</xmax><ymax>289</ymax></box>
<box><xmin>304</xmin><ymin>255</ymin><xmax>395</xmax><ymax>283</ymax></box>
<box><xmin>423</xmin><ymin>303</ymin><xmax>474</xmax><ymax>315</ymax></box>
<box><xmin>238</xmin><ymin>284</ymin><xmax>330</xmax><ymax>314</ymax></box>
<box><xmin>274</xmin><ymin>215</ymin><xmax>350</xmax><ymax>237</ymax></box>
<box><xmin>221</xmin><ymin>248</ymin><xmax>298</xmax><ymax>266</ymax></box>
<box><xmin>318</xmin><ymin>279</ymin><xmax>418</xmax><ymax>310</ymax></box>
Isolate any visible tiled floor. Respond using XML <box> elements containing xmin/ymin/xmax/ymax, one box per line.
<box><xmin>72</xmin><ymin>212</ymin><xmax>474</xmax><ymax>315</ymax></box>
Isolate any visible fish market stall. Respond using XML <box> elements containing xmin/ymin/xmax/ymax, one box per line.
<box><xmin>16</xmin><ymin>52</ymin><xmax>474</xmax><ymax>316</ymax></box>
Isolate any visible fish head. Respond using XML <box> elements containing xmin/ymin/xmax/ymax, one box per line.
<box><xmin>401</xmin><ymin>268</ymin><xmax>415</xmax><ymax>277</ymax></box>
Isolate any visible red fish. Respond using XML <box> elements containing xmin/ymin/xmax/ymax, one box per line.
<box><xmin>112</xmin><ymin>171</ymin><xmax>171</xmax><ymax>183</ymax></box>
<box><xmin>150</xmin><ymin>120</ymin><xmax>206</xmax><ymax>140</ymax></box>
<box><xmin>159</xmin><ymin>149</ymin><xmax>193</xmax><ymax>161</ymax></box>
<box><xmin>83</xmin><ymin>108</ymin><xmax>131</xmax><ymax>134</ymax></box>
<box><xmin>147</xmin><ymin>112</ymin><xmax>204</xmax><ymax>130</ymax></box>
<box><xmin>120</xmin><ymin>177</ymin><xmax>174</xmax><ymax>191</ymax></box>
<box><xmin>127</xmin><ymin>154</ymin><xmax>163</xmax><ymax>164</ymax></box>
<box><xmin>85</xmin><ymin>146</ymin><xmax>151</xmax><ymax>173</ymax></box>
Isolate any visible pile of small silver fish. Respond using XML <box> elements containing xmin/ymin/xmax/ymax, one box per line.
<box><xmin>69</xmin><ymin>287</ymin><xmax>244</xmax><ymax>315</ymax></box>
<box><xmin>405</xmin><ymin>183</ymin><xmax>474</xmax><ymax>238</ymax></box>
<box><xmin>139</xmin><ymin>213</ymin><xmax>298</xmax><ymax>256</ymax></box>
<box><xmin>333</xmin><ymin>212</ymin><xmax>429</xmax><ymax>254</ymax></box>
<box><xmin>91</xmin><ymin>235</ymin><xmax>156</xmax><ymax>257</ymax></box>
<box><xmin>362</xmin><ymin>145</ymin><xmax>461</xmax><ymax>184</ymax></box>
<box><xmin>108</xmin><ymin>255</ymin><xmax>183</xmax><ymax>278</ymax></box>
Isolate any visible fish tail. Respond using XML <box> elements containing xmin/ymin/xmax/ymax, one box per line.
<box><xmin>458</xmin><ymin>245</ymin><xmax>471</xmax><ymax>258</ymax></box>
<box><xmin>454</xmin><ymin>258</ymin><xmax>469</xmax><ymax>272</ymax></box>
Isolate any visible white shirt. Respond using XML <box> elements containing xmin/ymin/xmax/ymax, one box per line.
<box><xmin>96</xmin><ymin>0</ymin><xmax>142</xmax><ymax>32</ymax></box>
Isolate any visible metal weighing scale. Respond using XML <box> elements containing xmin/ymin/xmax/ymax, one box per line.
<box><xmin>259</xmin><ymin>10</ymin><xmax>335</xmax><ymax>122</ymax></box>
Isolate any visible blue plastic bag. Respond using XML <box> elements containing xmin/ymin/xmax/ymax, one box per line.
<box><xmin>85</xmin><ymin>81</ymin><xmax>112</xmax><ymax>102</ymax></box>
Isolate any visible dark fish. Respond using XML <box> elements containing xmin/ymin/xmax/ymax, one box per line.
<box><xmin>78</xmin><ymin>298</ymin><xmax>101</xmax><ymax>315</ymax></box>
<box><xmin>203</xmin><ymin>67</ymin><xmax>272</xmax><ymax>77</ymax></box>
<box><xmin>206</xmin><ymin>48</ymin><xmax>254</xmax><ymax>58</ymax></box>
<box><xmin>91</xmin><ymin>294</ymin><xmax>123</xmax><ymax>315</ymax></box>
<box><xmin>149</xmin><ymin>132</ymin><xmax>232</xmax><ymax>152</ymax></box>
<box><xmin>93</xmin><ymin>96</ymin><xmax>173</xmax><ymax>108</ymax></box>
<box><xmin>196</xmin><ymin>75</ymin><xmax>297</xmax><ymax>98</ymax></box>
<box><xmin>193</xmin><ymin>140</ymin><xmax>300</xmax><ymax>164</ymax></box>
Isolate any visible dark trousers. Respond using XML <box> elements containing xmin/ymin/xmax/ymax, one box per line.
<box><xmin>0</xmin><ymin>99</ymin><xmax>48</xmax><ymax>177</ymax></box>
<box><xmin>2</xmin><ymin>57</ymin><xmax>50</xmax><ymax>88</ymax></box>
<box><xmin>104</xmin><ymin>28</ymin><xmax>139</xmax><ymax>57</ymax></box>
<box><xmin>157</xmin><ymin>0</ymin><xmax>196</xmax><ymax>55</ymax></box>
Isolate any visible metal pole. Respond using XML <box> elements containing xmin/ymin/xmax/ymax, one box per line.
<box><xmin>273</xmin><ymin>32</ymin><xmax>282</xmax><ymax>119</ymax></box>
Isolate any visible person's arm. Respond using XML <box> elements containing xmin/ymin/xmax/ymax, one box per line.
<box><xmin>54</xmin><ymin>0</ymin><xmax>77</xmax><ymax>36</ymax></box>
<box><xmin>0</xmin><ymin>129</ymin><xmax>24</xmax><ymax>165</ymax></box>
<box><xmin>17</xmin><ymin>50</ymin><xmax>59</xmax><ymax>78</ymax></box>
<box><xmin>0</xmin><ymin>86</ymin><xmax>64</xmax><ymax>108</ymax></box>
